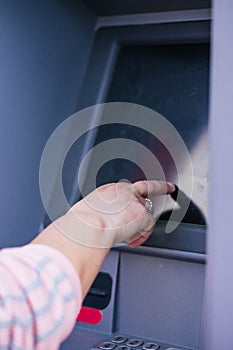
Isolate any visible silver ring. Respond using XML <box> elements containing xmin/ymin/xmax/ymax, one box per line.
<box><xmin>145</xmin><ymin>198</ymin><xmax>153</xmax><ymax>214</ymax></box>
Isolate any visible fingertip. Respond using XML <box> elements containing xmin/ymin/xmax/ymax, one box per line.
<box><xmin>170</xmin><ymin>184</ymin><xmax>179</xmax><ymax>200</ymax></box>
<box><xmin>128</xmin><ymin>241</ymin><xmax>139</xmax><ymax>248</ymax></box>
<box><xmin>166</xmin><ymin>182</ymin><xmax>176</xmax><ymax>194</ymax></box>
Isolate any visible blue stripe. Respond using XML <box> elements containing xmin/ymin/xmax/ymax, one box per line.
<box><xmin>54</xmin><ymin>271</ymin><xmax>66</xmax><ymax>284</ymax></box>
<box><xmin>34</xmin><ymin>287</ymin><xmax>75</xmax><ymax>318</ymax></box>
<box><xmin>0</xmin><ymin>256</ymin><xmax>62</xmax><ymax>307</ymax></box>
<box><xmin>1</xmin><ymin>344</ymin><xmax>24</xmax><ymax>350</ymax></box>
<box><xmin>0</xmin><ymin>256</ymin><xmax>51</xmax><ymax>306</ymax></box>
<box><xmin>0</xmin><ymin>271</ymin><xmax>69</xmax><ymax>330</ymax></box>
<box><xmin>8</xmin><ymin>335</ymin><xmax>25</xmax><ymax>350</ymax></box>
<box><xmin>35</xmin><ymin>291</ymin><xmax>75</xmax><ymax>342</ymax></box>
<box><xmin>0</xmin><ymin>315</ymin><xmax>32</xmax><ymax>331</ymax></box>
<box><xmin>63</xmin><ymin>290</ymin><xmax>76</xmax><ymax>302</ymax></box>
<box><xmin>33</xmin><ymin>271</ymin><xmax>67</xmax><ymax>318</ymax></box>
<box><xmin>33</xmin><ymin>289</ymin><xmax>57</xmax><ymax>317</ymax></box>
<box><xmin>35</xmin><ymin>256</ymin><xmax>51</xmax><ymax>272</ymax></box>
<box><xmin>0</xmin><ymin>278</ymin><xmax>41</xmax><ymax>306</ymax></box>
<box><xmin>36</xmin><ymin>315</ymin><xmax>65</xmax><ymax>341</ymax></box>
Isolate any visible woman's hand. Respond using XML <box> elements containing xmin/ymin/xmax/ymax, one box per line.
<box><xmin>61</xmin><ymin>180</ymin><xmax>175</xmax><ymax>249</ymax></box>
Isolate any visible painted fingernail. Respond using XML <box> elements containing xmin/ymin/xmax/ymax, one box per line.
<box><xmin>166</xmin><ymin>182</ymin><xmax>176</xmax><ymax>193</ymax></box>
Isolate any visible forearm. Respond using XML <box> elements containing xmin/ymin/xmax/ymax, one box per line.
<box><xmin>31</xmin><ymin>217</ymin><xmax>110</xmax><ymax>299</ymax></box>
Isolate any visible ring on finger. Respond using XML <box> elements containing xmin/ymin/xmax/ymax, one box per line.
<box><xmin>145</xmin><ymin>197</ymin><xmax>153</xmax><ymax>214</ymax></box>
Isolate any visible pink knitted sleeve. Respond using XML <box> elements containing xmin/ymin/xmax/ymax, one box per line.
<box><xmin>0</xmin><ymin>244</ymin><xmax>82</xmax><ymax>349</ymax></box>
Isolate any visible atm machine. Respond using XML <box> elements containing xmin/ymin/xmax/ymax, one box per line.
<box><xmin>41</xmin><ymin>1</ymin><xmax>233</xmax><ymax>349</ymax></box>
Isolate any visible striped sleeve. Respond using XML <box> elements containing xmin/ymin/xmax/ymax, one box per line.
<box><xmin>0</xmin><ymin>244</ymin><xmax>82</xmax><ymax>350</ymax></box>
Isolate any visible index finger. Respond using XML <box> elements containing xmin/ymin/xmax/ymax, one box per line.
<box><xmin>133</xmin><ymin>180</ymin><xmax>175</xmax><ymax>197</ymax></box>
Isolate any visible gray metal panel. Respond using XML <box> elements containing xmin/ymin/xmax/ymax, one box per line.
<box><xmin>114</xmin><ymin>245</ymin><xmax>206</xmax><ymax>264</ymax></box>
<box><xmin>142</xmin><ymin>223</ymin><xmax>206</xmax><ymax>254</ymax></box>
<box><xmin>95</xmin><ymin>9</ymin><xmax>211</xmax><ymax>31</ymax></box>
<box><xmin>83</xmin><ymin>0</ymin><xmax>210</xmax><ymax>16</ymax></box>
<box><xmin>204</xmin><ymin>0</ymin><xmax>233</xmax><ymax>348</ymax></box>
<box><xmin>117</xmin><ymin>253</ymin><xmax>205</xmax><ymax>349</ymax></box>
<box><xmin>61</xmin><ymin>328</ymin><xmax>108</xmax><ymax>350</ymax></box>
<box><xmin>75</xmin><ymin>21</ymin><xmax>210</xmax><ymax>111</ymax></box>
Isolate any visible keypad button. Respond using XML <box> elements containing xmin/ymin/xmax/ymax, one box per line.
<box><xmin>142</xmin><ymin>343</ymin><xmax>160</xmax><ymax>350</ymax></box>
<box><xmin>165</xmin><ymin>348</ymin><xmax>183</xmax><ymax>350</ymax></box>
<box><xmin>111</xmin><ymin>335</ymin><xmax>128</xmax><ymax>344</ymax></box>
<box><xmin>99</xmin><ymin>342</ymin><xmax>116</xmax><ymax>350</ymax></box>
<box><xmin>116</xmin><ymin>346</ymin><xmax>132</xmax><ymax>350</ymax></box>
<box><xmin>126</xmin><ymin>339</ymin><xmax>143</xmax><ymax>347</ymax></box>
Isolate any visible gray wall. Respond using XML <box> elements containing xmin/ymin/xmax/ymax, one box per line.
<box><xmin>0</xmin><ymin>0</ymin><xmax>96</xmax><ymax>247</ymax></box>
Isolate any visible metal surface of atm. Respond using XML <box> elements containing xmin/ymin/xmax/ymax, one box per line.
<box><xmin>58</xmin><ymin>4</ymin><xmax>210</xmax><ymax>349</ymax></box>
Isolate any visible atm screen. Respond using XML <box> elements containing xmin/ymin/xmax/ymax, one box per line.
<box><xmin>90</xmin><ymin>43</ymin><xmax>209</xmax><ymax>226</ymax></box>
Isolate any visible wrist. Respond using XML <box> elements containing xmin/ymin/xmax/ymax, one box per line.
<box><xmin>32</xmin><ymin>219</ymin><xmax>110</xmax><ymax>298</ymax></box>
<box><xmin>55</xmin><ymin>207</ymin><xmax>115</xmax><ymax>249</ymax></box>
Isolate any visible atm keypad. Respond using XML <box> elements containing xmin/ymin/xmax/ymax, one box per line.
<box><xmin>126</xmin><ymin>339</ymin><xmax>143</xmax><ymax>347</ymax></box>
<box><xmin>142</xmin><ymin>343</ymin><xmax>160</xmax><ymax>350</ymax></box>
<box><xmin>92</xmin><ymin>334</ymin><xmax>196</xmax><ymax>350</ymax></box>
<box><xmin>111</xmin><ymin>336</ymin><xmax>128</xmax><ymax>344</ymax></box>
<box><xmin>99</xmin><ymin>342</ymin><xmax>116</xmax><ymax>350</ymax></box>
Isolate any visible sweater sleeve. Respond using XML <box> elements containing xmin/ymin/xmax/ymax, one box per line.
<box><xmin>0</xmin><ymin>243</ymin><xmax>82</xmax><ymax>350</ymax></box>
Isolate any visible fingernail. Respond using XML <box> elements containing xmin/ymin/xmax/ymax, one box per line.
<box><xmin>166</xmin><ymin>182</ymin><xmax>176</xmax><ymax>193</ymax></box>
